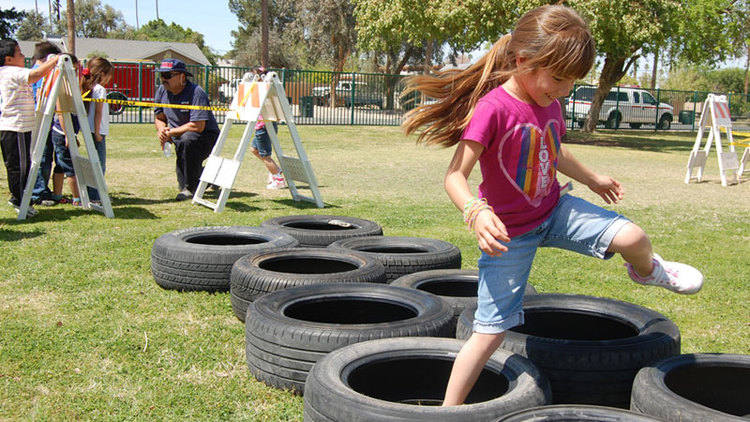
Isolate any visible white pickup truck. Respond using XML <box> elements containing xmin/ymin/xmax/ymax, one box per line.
<box><xmin>218</xmin><ymin>78</ymin><xmax>242</xmax><ymax>103</ymax></box>
<box><xmin>566</xmin><ymin>86</ymin><xmax>674</xmax><ymax>129</ymax></box>
<box><xmin>312</xmin><ymin>80</ymin><xmax>382</xmax><ymax>108</ymax></box>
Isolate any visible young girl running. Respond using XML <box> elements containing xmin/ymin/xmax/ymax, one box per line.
<box><xmin>82</xmin><ymin>57</ymin><xmax>114</xmax><ymax>203</ymax></box>
<box><xmin>402</xmin><ymin>5</ymin><xmax>703</xmax><ymax>406</ymax></box>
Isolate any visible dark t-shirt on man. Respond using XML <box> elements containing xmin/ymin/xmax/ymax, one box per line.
<box><xmin>154</xmin><ymin>80</ymin><xmax>219</xmax><ymax>134</ymax></box>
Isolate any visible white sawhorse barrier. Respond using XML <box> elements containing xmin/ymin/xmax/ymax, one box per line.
<box><xmin>193</xmin><ymin>72</ymin><xmax>323</xmax><ymax>212</ymax></box>
<box><xmin>684</xmin><ymin>94</ymin><xmax>742</xmax><ymax>187</ymax></box>
<box><xmin>18</xmin><ymin>55</ymin><xmax>113</xmax><ymax>220</ymax></box>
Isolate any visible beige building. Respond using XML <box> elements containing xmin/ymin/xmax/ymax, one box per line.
<box><xmin>19</xmin><ymin>37</ymin><xmax>210</xmax><ymax>66</ymax></box>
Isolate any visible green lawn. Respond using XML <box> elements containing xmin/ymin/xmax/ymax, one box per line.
<box><xmin>1</xmin><ymin>125</ymin><xmax>748</xmax><ymax>420</ymax></box>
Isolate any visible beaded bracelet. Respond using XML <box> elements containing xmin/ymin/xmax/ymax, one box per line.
<box><xmin>462</xmin><ymin>197</ymin><xmax>494</xmax><ymax>232</ymax></box>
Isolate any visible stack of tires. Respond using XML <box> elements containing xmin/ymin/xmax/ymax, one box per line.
<box><xmin>150</xmin><ymin>215</ymin><xmax>749</xmax><ymax>422</ymax></box>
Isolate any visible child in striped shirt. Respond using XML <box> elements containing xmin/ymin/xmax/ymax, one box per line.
<box><xmin>0</xmin><ymin>39</ymin><xmax>58</xmax><ymax>215</ymax></box>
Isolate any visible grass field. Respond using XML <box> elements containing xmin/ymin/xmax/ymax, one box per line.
<box><xmin>1</xmin><ymin>125</ymin><xmax>748</xmax><ymax>420</ymax></box>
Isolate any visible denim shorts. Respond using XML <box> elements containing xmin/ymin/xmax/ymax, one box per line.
<box><xmin>473</xmin><ymin>194</ymin><xmax>630</xmax><ymax>334</ymax></box>
<box><xmin>251</xmin><ymin>122</ymin><xmax>278</xmax><ymax>157</ymax></box>
<box><xmin>51</xmin><ymin>131</ymin><xmax>75</xmax><ymax>176</ymax></box>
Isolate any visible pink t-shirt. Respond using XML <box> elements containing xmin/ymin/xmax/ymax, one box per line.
<box><xmin>462</xmin><ymin>86</ymin><xmax>565</xmax><ymax>237</ymax></box>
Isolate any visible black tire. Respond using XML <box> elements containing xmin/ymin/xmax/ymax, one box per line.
<box><xmin>658</xmin><ymin>114</ymin><xmax>672</xmax><ymax>130</ymax></box>
<box><xmin>455</xmin><ymin>294</ymin><xmax>680</xmax><ymax>408</ymax></box>
<box><xmin>606</xmin><ymin>112</ymin><xmax>621</xmax><ymax>129</ymax></box>
<box><xmin>629</xmin><ymin>123</ymin><xmax>642</xmax><ymax>129</ymax></box>
<box><xmin>151</xmin><ymin>226</ymin><xmax>299</xmax><ymax>292</ymax></box>
<box><xmin>245</xmin><ymin>283</ymin><xmax>454</xmax><ymax>394</ymax></box>
<box><xmin>261</xmin><ymin>215</ymin><xmax>383</xmax><ymax>247</ymax></box>
<box><xmin>303</xmin><ymin>337</ymin><xmax>551</xmax><ymax>421</ymax></box>
<box><xmin>498</xmin><ymin>405</ymin><xmax>663</xmax><ymax>421</ymax></box>
<box><xmin>230</xmin><ymin>248</ymin><xmax>387</xmax><ymax>321</ymax></box>
<box><xmin>631</xmin><ymin>353</ymin><xmax>750</xmax><ymax>421</ymax></box>
<box><xmin>106</xmin><ymin>91</ymin><xmax>128</xmax><ymax>116</ymax></box>
<box><xmin>391</xmin><ymin>269</ymin><xmax>537</xmax><ymax>332</ymax></box>
<box><xmin>328</xmin><ymin>236</ymin><xmax>461</xmax><ymax>282</ymax></box>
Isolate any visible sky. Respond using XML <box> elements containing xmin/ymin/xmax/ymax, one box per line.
<box><xmin>1</xmin><ymin>0</ymin><xmax>240</xmax><ymax>54</ymax></box>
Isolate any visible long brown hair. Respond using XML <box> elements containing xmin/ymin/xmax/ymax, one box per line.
<box><xmin>402</xmin><ymin>5</ymin><xmax>595</xmax><ymax>147</ymax></box>
<box><xmin>81</xmin><ymin>57</ymin><xmax>114</xmax><ymax>93</ymax></box>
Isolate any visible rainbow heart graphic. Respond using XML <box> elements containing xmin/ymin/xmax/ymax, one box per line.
<box><xmin>498</xmin><ymin>121</ymin><xmax>561</xmax><ymax>206</ymax></box>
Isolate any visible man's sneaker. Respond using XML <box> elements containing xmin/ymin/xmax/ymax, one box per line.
<box><xmin>10</xmin><ymin>201</ymin><xmax>38</xmax><ymax>217</ymax></box>
<box><xmin>266</xmin><ymin>175</ymin><xmax>287</xmax><ymax>190</ymax></box>
<box><xmin>626</xmin><ymin>254</ymin><xmax>703</xmax><ymax>294</ymax></box>
<box><xmin>175</xmin><ymin>189</ymin><xmax>193</xmax><ymax>201</ymax></box>
<box><xmin>40</xmin><ymin>193</ymin><xmax>62</xmax><ymax>206</ymax></box>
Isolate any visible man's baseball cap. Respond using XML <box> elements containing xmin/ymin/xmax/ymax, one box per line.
<box><xmin>153</xmin><ymin>58</ymin><xmax>193</xmax><ymax>77</ymax></box>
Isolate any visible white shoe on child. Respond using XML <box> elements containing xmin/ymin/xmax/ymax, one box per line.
<box><xmin>626</xmin><ymin>254</ymin><xmax>703</xmax><ymax>294</ymax></box>
<box><xmin>266</xmin><ymin>174</ymin><xmax>287</xmax><ymax>190</ymax></box>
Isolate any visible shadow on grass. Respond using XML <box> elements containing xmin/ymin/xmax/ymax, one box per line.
<box><xmin>224</xmin><ymin>202</ymin><xmax>263</xmax><ymax>212</ymax></box>
<box><xmin>565</xmin><ymin>130</ymin><xmax>696</xmax><ymax>153</ymax></box>
<box><xmin>0</xmin><ymin>227</ymin><xmax>45</xmax><ymax>241</ymax></box>
<box><xmin>24</xmin><ymin>205</ymin><xmax>157</xmax><ymax>221</ymax></box>
<box><xmin>112</xmin><ymin>206</ymin><xmax>159</xmax><ymax>219</ymax></box>
<box><xmin>271</xmin><ymin>198</ymin><xmax>339</xmax><ymax>209</ymax></box>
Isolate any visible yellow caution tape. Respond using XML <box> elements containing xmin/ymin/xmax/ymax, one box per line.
<box><xmin>81</xmin><ymin>97</ymin><xmax>231</xmax><ymax>112</ymax></box>
<box><xmin>719</xmin><ymin>127</ymin><xmax>750</xmax><ymax>137</ymax></box>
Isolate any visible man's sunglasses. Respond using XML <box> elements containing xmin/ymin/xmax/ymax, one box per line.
<box><xmin>160</xmin><ymin>72</ymin><xmax>177</xmax><ymax>80</ymax></box>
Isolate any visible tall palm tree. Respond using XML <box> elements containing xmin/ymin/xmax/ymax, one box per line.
<box><xmin>66</xmin><ymin>0</ymin><xmax>75</xmax><ymax>54</ymax></box>
<box><xmin>261</xmin><ymin>0</ymin><xmax>269</xmax><ymax>68</ymax></box>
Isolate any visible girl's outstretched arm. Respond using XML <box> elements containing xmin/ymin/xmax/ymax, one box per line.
<box><xmin>557</xmin><ymin>145</ymin><xmax>624</xmax><ymax>204</ymax></box>
<box><xmin>445</xmin><ymin>140</ymin><xmax>510</xmax><ymax>256</ymax></box>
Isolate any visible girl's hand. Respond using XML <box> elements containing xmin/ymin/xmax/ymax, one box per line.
<box><xmin>587</xmin><ymin>174</ymin><xmax>624</xmax><ymax>204</ymax></box>
<box><xmin>94</xmin><ymin>134</ymin><xmax>103</xmax><ymax>142</ymax></box>
<box><xmin>473</xmin><ymin>209</ymin><xmax>510</xmax><ymax>256</ymax></box>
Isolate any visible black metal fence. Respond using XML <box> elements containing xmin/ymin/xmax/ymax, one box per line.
<box><xmin>25</xmin><ymin>58</ymin><xmax>748</xmax><ymax>130</ymax></box>
<box><xmin>101</xmin><ymin>62</ymin><xmax>413</xmax><ymax>126</ymax></box>
<box><xmin>564</xmin><ymin>84</ymin><xmax>750</xmax><ymax>132</ymax></box>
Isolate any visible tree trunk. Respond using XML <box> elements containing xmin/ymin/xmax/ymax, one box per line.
<box><xmin>744</xmin><ymin>43</ymin><xmax>749</xmax><ymax>98</ymax></box>
<box><xmin>65</xmin><ymin>0</ymin><xmax>75</xmax><ymax>55</ymax></box>
<box><xmin>261</xmin><ymin>0</ymin><xmax>269</xmax><ymax>68</ymax></box>
<box><xmin>329</xmin><ymin>39</ymin><xmax>349</xmax><ymax>107</ymax></box>
<box><xmin>423</xmin><ymin>40</ymin><xmax>433</xmax><ymax>74</ymax></box>
<box><xmin>651</xmin><ymin>49</ymin><xmax>659</xmax><ymax>90</ymax></box>
<box><xmin>584</xmin><ymin>55</ymin><xmax>628</xmax><ymax>133</ymax></box>
<box><xmin>384</xmin><ymin>46</ymin><xmax>413</xmax><ymax>110</ymax></box>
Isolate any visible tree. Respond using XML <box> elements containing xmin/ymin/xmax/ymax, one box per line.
<box><xmin>130</xmin><ymin>19</ymin><xmax>218</xmax><ymax>65</ymax></box>
<box><xmin>261</xmin><ymin>0</ymin><xmax>269</xmax><ymax>67</ymax></box>
<box><xmin>232</xmin><ymin>27</ymin><xmax>307</xmax><ymax>69</ymax></box>
<box><xmin>66</xmin><ymin>0</ymin><xmax>75</xmax><ymax>54</ymax></box>
<box><xmin>354</xmin><ymin>0</ymin><xmax>518</xmax><ymax>109</ymax></box>
<box><xmin>0</xmin><ymin>8</ymin><xmax>26</xmax><ymax>38</ymax></box>
<box><xmin>567</xmin><ymin>1</ymin><xmax>679</xmax><ymax>132</ymax></box>
<box><xmin>297</xmin><ymin>0</ymin><xmax>357</xmax><ymax>74</ymax></box>
<box><xmin>725</xmin><ymin>0</ymin><xmax>750</xmax><ymax>97</ymax></box>
<box><xmin>55</xmin><ymin>0</ymin><xmax>129</xmax><ymax>38</ymax></box>
<box><xmin>16</xmin><ymin>11</ymin><xmax>51</xmax><ymax>40</ymax></box>
<box><xmin>229</xmin><ymin>0</ymin><xmax>298</xmax><ymax>47</ymax></box>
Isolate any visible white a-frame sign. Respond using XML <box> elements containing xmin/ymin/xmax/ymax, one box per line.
<box><xmin>193</xmin><ymin>71</ymin><xmax>324</xmax><ymax>212</ymax></box>
<box><xmin>685</xmin><ymin>94</ymin><xmax>741</xmax><ymax>187</ymax></box>
<box><xmin>18</xmin><ymin>55</ymin><xmax>113</xmax><ymax>220</ymax></box>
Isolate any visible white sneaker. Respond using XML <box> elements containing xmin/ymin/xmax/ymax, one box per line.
<box><xmin>266</xmin><ymin>174</ymin><xmax>287</xmax><ymax>190</ymax></box>
<box><xmin>11</xmin><ymin>203</ymin><xmax>38</xmax><ymax>217</ymax></box>
<box><xmin>626</xmin><ymin>254</ymin><xmax>703</xmax><ymax>294</ymax></box>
